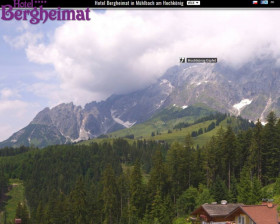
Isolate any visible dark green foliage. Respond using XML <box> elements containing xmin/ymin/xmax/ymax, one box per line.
<box><xmin>195</xmin><ymin>184</ymin><xmax>214</xmax><ymax>207</ymax></box>
<box><xmin>149</xmin><ymin>150</ymin><xmax>169</xmax><ymax>198</ymax></box>
<box><xmin>124</xmin><ymin>134</ymin><xmax>134</xmax><ymax>139</ymax></box>
<box><xmin>191</xmin><ymin>131</ymin><xmax>198</xmax><ymax>137</ymax></box>
<box><xmin>101</xmin><ymin>166</ymin><xmax>119</xmax><ymax>224</ymax></box>
<box><xmin>237</xmin><ymin>167</ymin><xmax>252</xmax><ymax>204</ymax></box>
<box><xmin>15</xmin><ymin>202</ymin><xmax>29</xmax><ymax>224</ymax></box>
<box><xmin>148</xmin><ymin>190</ymin><xmax>173</xmax><ymax>224</ymax></box>
<box><xmin>3</xmin><ymin>111</ymin><xmax>280</xmax><ymax>223</ymax></box>
<box><xmin>228</xmin><ymin>175</ymin><xmax>238</xmax><ymax>203</ymax></box>
<box><xmin>206</xmin><ymin>122</ymin><xmax>215</xmax><ymax>132</ymax></box>
<box><xmin>211</xmin><ymin>176</ymin><xmax>229</xmax><ymax>202</ymax></box>
<box><xmin>274</xmin><ymin>177</ymin><xmax>280</xmax><ymax>195</ymax></box>
<box><xmin>251</xmin><ymin>176</ymin><xmax>262</xmax><ymax>204</ymax></box>
<box><xmin>130</xmin><ymin>160</ymin><xmax>146</xmax><ymax>220</ymax></box>
<box><xmin>177</xmin><ymin>187</ymin><xmax>198</xmax><ymax>216</ymax></box>
<box><xmin>262</xmin><ymin>111</ymin><xmax>280</xmax><ymax>184</ymax></box>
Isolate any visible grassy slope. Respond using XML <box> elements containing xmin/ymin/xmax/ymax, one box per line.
<box><xmin>108</xmin><ymin>105</ymin><xmax>214</xmax><ymax>139</ymax></box>
<box><xmin>148</xmin><ymin>117</ymin><xmax>240</xmax><ymax>146</ymax></box>
<box><xmin>81</xmin><ymin>116</ymin><xmax>243</xmax><ymax>147</ymax></box>
<box><xmin>0</xmin><ymin>179</ymin><xmax>26</xmax><ymax>223</ymax></box>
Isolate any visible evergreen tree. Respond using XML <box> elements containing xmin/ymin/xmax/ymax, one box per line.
<box><xmin>228</xmin><ymin>175</ymin><xmax>238</xmax><ymax>203</ymax></box>
<box><xmin>251</xmin><ymin>175</ymin><xmax>262</xmax><ymax>204</ymax></box>
<box><xmin>237</xmin><ymin>167</ymin><xmax>252</xmax><ymax>204</ymax></box>
<box><xmin>101</xmin><ymin>165</ymin><xmax>119</xmax><ymax>224</ymax></box>
<box><xmin>274</xmin><ymin>177</ymin><xmax>280</xmax><ymax>195</ymax></box>
<box><xmin>129</xmin><ymin>160</ymin><xmax>146</xmax><ymax>221</ymax></box>
<box><xmin>15</xmin><ymin>202</ymin><xmax>29</xmax><ymax>224</ymax></box>
<box><xmin>34</xmin><ymin>202</ymin><xmax>44</xmax><ymax>224</ymax></box>
<box><xmin>203</xmin><ymin>138</ymin><xmax>217</xmax><ymax>188</ymax></box>
<box><xmin>262</xmin><ymin>111</ymin><xmax>279</xmax><ymax>184</ymax></box>
<box><xmin>248</xmin><ymin>120</ymin><xmax>263</xmax><ymax>181</ymax></box>
<box><xmin>224</xmin><ymin>127</ymin><xmax>236</xmax><ymax>190</ymax></box>
<box><xmin>150</xmin><ymin>190</ymin><xmax>173</xmax><ymax>224</ymax></box>
<box><xmin>149</xmin><ymin>149</ymin><xmax>169</xmax><ymax>198</ymax></box>
<box><xmin>211</xmin><ymin>176</ymin><xmax>228</xmax><ymax>202</ymax></box>
<box><xmin>195</xmin><ymin>184</ymin><xmax>214</xmax><ymax>207</ymax></box>
<box><xmin>177</xmin><ymin>186</ymin><xmax>198</xmax><ymax>217</ymax></box>
<box><xmin>69</xmin><ymin>177</ymin><xmax>88</xmax><ymax>224</ymax></box>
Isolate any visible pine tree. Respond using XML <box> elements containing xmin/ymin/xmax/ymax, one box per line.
<box><xmin>129</xmin><ymin>160</ymin><xmax>146</xmax><ymax>221</ymax></box>
<box><xmin>203</xmin><ymin>138</ymin><xmax>217</xmax><ymax>188</ymax></box>
<box><xmin>117</xmin><ymin>173</ymin><xmax>130</xmax><ymax>223</ymax></box>
<box><xmin>177</xmin><ymin>186</ymin><xmax>198</xmax><ymax>216</ymax></box>
<box><xmin>149</xmin><ymin>190</ymin><xmax>173</xmax><ymax>224</ymax></box>
<box><xmin>262</xmin><ymin>111</ymin><xmax>279</xmax><ymax>184</ymax></box>
<box><xmin>167</xmin><ymin>136</ymin><xmax>195</xmax><ymax>207</ymax></box>
<box><xmin>274</xmin><ymin>177</ymin><xmax>280</xmax><ymax>195</ymax></box>
<box><xmin>223</xmin><ymin>126</ymin><xmax>238</xmax><ymax>191</ymax></box>
<box><xmin>35</xmin><ymin>202</ymin><xmax>44</xmax><ymax>224</ymax></box>
<box><xmin>167</xmin><ymin>142</ymin><xmax>183</xmax><ymax>205</ymax></box>
<box><xmin>15</xmin><ymin>202</ymin><xmax>29</xmax><ymax>224</ymax></box>
<box><xmin>101</xmin><ymin>165</ymin><xmax>119</xmax><ymax>224</ymax></box>
<box><xmin>228</xmin><ymin>175</ymin><xmax>238</xmax><ymax>203</ymax></box>
<box><xmin>211</xmin><ymin>176</ymin><xmax>228</xmax><ymax>202</ymax></box>
<box><xmin>195</xmin><ymin>184</ymin><xmax>214</xmax><ymax>207</ymax></box>
<box><xmin>69</xmin><ymin>177</ymin><xmax>88</xmax><ymax>224</ymax></box>
<box><xmin>149</xmin><ymin>149</ymin><xmax>169</xmax><ymax>198</ymax></box>
<box><xmin>237</xmin><ymin>167</ymin><xmax>252</xmax><ymax>204</ymax></box>
<box><xmin>251</xmin><ymin>175</ymin><xmax>262</xmax><ymax>204</ymax></box>
<box><xmin>248</xmin><ymin>120</ymin><xmax>263</xmax><ymax>181</ymax></box>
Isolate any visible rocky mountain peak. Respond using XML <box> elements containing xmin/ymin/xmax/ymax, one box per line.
<box><xmin>2</xmin><ymin>58</ymin><xmax>280</xmax><ymax>148</ymax></box>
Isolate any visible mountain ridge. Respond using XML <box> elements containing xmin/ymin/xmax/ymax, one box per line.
<box><xmin>1</xmin><ymin>58</ymin><xmax>280</xmax><ymax>148</ymax></box>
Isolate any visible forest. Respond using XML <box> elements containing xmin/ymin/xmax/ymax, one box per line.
<box><xmin>1</xmin><ymin>111</ymin><xmax>280</xmax><ymax>224</ymax></box>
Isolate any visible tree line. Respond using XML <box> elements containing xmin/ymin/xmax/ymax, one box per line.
<box><xmin>1</xmin><ymin>112</ymin><xmax>280</xmax><ymax>223</ymax></box>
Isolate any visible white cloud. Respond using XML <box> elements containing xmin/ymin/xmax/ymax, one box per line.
<box><xmin>1</xmin><ymin>88</ymin><xmax>20</xmax><ymax>99</ymax></box>
<box><xmin>0</xmin><ymin>125</ymin><xmax>14</xmax><ymax>142</ymax></box>
<box><xmin>3</xmin><ymin>21</ymin><xmax>43</xmax><ymax>49</ymax></box>
<box><xmin>0</xmin><ymin>99</ymin><xmax>40</xmax><ymax>141</ymax></box>
<box><xmin>1</xmin><ymin>10</ymin><xmax>280</xmax><ymax>141</ymax></box>
<box><xmin>23</xmin><ymin>10</ymin><xmax>280</xmax><ymax>106</ymax></box>
<box><xmin>0</xmin><ymin>100</ymin><xmax>28</xmax><ymax>117</ymax></box>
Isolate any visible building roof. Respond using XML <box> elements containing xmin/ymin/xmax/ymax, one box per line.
<box><xmin>227</xmin><ymin>205</ymin><xmax>279</xmax><ymax>224</ymax></box>
<box><xmin>191</xmin><ymin>203</ymin><xmax>243</xmax><ymax>217</ymax></box>
<box><xmin>15</xmin><ymin>219</ymin><xmax>22</xmax><ymax>224</ymax></box>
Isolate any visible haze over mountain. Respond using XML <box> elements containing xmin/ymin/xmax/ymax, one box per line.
<box><xmin>1</xmin><ymin>57</ymin><xmax>280</xmax><ymax>148</ymax></box>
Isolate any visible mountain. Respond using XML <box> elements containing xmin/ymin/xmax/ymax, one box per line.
<box><xmin>91</xmin><ymin>105</ymin><xmax>254</xmax><ymax>146</ymax></box>
<box><xmin>1</xmin><ymin>57</ymin><xmax>280</xmax><ymax>148</ymax></box>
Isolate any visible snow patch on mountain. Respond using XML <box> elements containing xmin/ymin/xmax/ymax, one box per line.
<box><xmin>195</xmin><ymin>81</ymin><xmax>209</xmax><ymax>86</ymax></box>
<box><xmin>160</xmin><ymin>79</ymin><xmax>174</xmax><ymax>91</ymax></box>
<box><xmin>75</xmin><ymin>118</ymin><xmax>92</xmax><ymax>142</ymax></box>
<box><xmin>233</xmin><ymin>99</ymin><xmax>252</xmax><ymax>115</ymax></box>
<box><xmin>260</xmin><ymin>96</ymin><xmax>272</xmax><ymax>122</ymax></box>
<box><xmin>182</xmin><ymin>105</ymin><xmax>188</xmax><ymax>109</ymax></box>
<box><xmin>155</xmin><ymin>100</ymin><xmax>165</xmax><ymax>110</ymax></box>
<box><xmin>111</xmin><ymin>110</ymin><xmax>136</xmax><ymax>128</ymax></box>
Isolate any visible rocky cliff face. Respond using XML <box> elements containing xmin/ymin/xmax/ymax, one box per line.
<box><xmin>2</xmin><ymin>58</ymin><xmax>280</xmax><ymax>147</ymax></box>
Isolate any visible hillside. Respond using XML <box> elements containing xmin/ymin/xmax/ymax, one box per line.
<box><xmin>82</xmin><ymin>105</ymin><xmax>254</xmax><ymax>146</ymax></box>
<box><xmin>0</xmin><ymin>112</ymin><xmax>279</xmax><ymax>224</ymax></box>
<box><xmin>2</xmin><ymin>58</ymin><xmax>280</xmax><ymax>148</ymax></box>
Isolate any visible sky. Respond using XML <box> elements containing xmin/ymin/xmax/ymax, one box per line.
<box><xmin>1</xmin><ymin>9</ymin><xmax>280</xmax><ymax>141</ymax></box>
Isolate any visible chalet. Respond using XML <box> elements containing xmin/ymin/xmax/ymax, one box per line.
<box><xmin>190</xmin><ymin>201</ymin><xmax>243</xmax><ymax>224</ymax></box>
<box><xmin>226</xmin><ymin>203</ymin><xmax>280</xmax><ymax>224</ymax></box>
